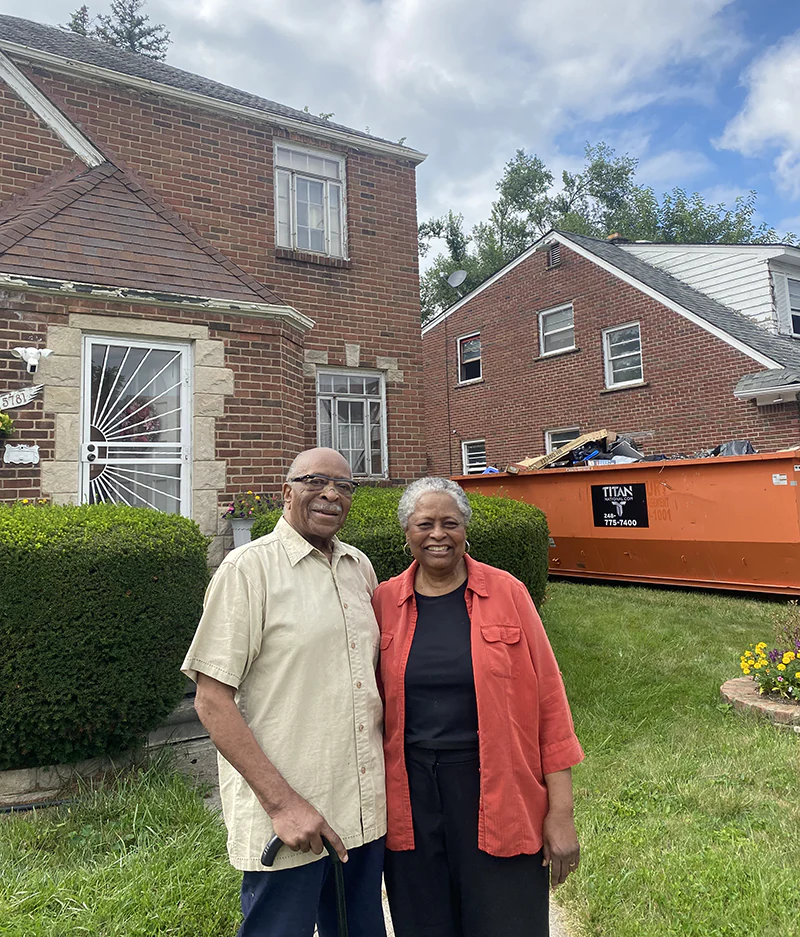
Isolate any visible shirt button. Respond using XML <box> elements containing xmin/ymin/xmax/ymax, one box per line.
<box><xmin>351</xmin><ymin>642</ymin><xmax>356</xmax><ymax>649</ymax></box>
<box><xmin>361</xmin><ymin>766</ymin><xmax>366</xmax><ymax>774</ymax></box>
<box><xmin>343</xmin><ymin>603</ymin><xmax>349</xmax><ymax>609</ymax></box>
<box><xmin>359</xmin><ymin>724</ymin><xmax>364</xmax><ymax>731</ymax></box>
<box><xmin>356</xmin><ymin>681</ymin><xmax>362</xmax><ymax>689</ymax></box>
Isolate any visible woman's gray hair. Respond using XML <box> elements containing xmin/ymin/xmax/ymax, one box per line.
<box><xmin>398</xmin><ymin>477</ymin><xmax>472</xmax><ymax>529</ymax></box>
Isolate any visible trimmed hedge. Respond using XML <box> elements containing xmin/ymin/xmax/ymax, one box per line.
<box><xmin>0</xmin><ymin>504</ymin><xmax>209</xmax><ymax>770</ymax></box>
<box><xmin>250</xmin><ymin>486</ymin><xmax>549</xmax><ymax>605</ymax></box>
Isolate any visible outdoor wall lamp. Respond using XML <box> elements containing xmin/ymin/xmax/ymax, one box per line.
<box><xmin>11</xmin><ymin>347</ymin><xmax>53</xmax><ymax>374</ymax></box>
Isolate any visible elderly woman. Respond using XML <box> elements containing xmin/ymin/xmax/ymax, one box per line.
<box><xmin>372</xmin><ymin>477</ymin><xmax>583</xmax><ymax>937</ymax></box>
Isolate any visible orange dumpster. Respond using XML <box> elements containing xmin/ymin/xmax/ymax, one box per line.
<box><xmin>457</xmin><ymin>451</ymin><xmax>800</xmax><ymax>596</ymax></box>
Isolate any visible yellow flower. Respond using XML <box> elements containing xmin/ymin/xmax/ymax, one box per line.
<box><xmin>756</xmin><ymin>643</ymin><xmax>767</xmax><ymax>652</ymax></box>
<box><xmin>783</xmin><ymin>651</ymin><xmax>796</xmax><ymax>662</ymax></box>
<box><xmin>795</xmin><ymin>672</ymin><xmax>800</xmax><ymax>680</ymax></box>
<box><xmin>21</xmin><ymin>499</ymin><xmax>29</xmax><ymax>504</ymax></box>
<box><xmin>742</xmin><ymin>667</ymin><xmax>751</xmax><ymax>675</ymax></box>
<box><xmin>777</xmin><ymin>664</ymin><xmax>786</xmax><ymax>671</ymax></box>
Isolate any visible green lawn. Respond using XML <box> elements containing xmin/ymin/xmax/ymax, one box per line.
<box><xmin>0</xmin><ymin>758</ymin><xmax>239</xmax><ymax>937</ymax></box>
<box><xmin>1</xmin><ymin>582</ymin><xmax>797</xmax><ymax>937</ymax></box>
<box><xmin>543</xmin><ymin>582</ymin><xmax>800</xmax><ymax>937</ymax></box>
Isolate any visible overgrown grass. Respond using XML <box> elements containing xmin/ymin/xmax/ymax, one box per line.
<box><xmin>544</xmin><ymin>582</ymin><xmax>800</xmax><ymax>937</ymax></box>
<box><xmin>0</xmin><ymin>756</ymin><xmax>239</xmax><ymax>936</ymax></box>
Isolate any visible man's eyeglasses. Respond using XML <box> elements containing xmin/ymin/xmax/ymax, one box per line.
<box><xmin>290</xmin><ymin>474</ymin><xmax>359</xmax><ymax>497</ymax></box>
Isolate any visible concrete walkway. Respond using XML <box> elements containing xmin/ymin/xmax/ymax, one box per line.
<box><xmin>170</xmin><ymin>736</ymin><xmax>575</xmax><ymax>937</ymax></box>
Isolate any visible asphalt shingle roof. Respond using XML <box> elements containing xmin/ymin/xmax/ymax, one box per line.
<box><xmin>558</xmin><ymin>230</ymin><xmax>800</xmax><ymax>372</ymax></box>
<box><xmin>0</xmin><ymin>15</ymin><xmax>419</xmax><ymax>156</ymax></box>
<box><xmin>0</xmin><ymin>160</ymin><xmax>287</xmax><ymax>305</ymax></box>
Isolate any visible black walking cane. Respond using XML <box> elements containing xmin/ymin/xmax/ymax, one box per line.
<box><xmin>261</xmin><ymin>835</ymin><xmax>348</xmax><ymax>937</ymax></box>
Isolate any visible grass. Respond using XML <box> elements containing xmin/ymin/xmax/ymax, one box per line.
<box><xmin>543</xmin><ymin>582</ymin><xmax>800</xmax><ymax>937</ymax></box>
<box><xmin>0</xmin><ymin>755</ymin><xmax>239</xmax><ymax>936</ymax></box>
<box><xmin>2</xmin><ymin>582</ymin><xmax>797</xmax><ymax>936</ymax></box>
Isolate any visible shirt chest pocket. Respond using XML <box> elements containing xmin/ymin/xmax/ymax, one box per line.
<box><xmin>479</xmin><ymin>623</ymin><xmax>522</xmax><ymax>678</ymax></box>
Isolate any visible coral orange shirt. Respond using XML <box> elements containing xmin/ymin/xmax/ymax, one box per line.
<box><xmin>373</xmin><ymin>555</ymin><xmax>584</xmax><ymax>857</ymax></box>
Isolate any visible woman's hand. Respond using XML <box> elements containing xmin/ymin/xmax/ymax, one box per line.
<box><xmin>542</xmin><ymin>767</ymin><xmax>579</xmax><ymax>887</ymax></box>
<box><xmin>542</xmin><ymin>808</ymin><xmax>579</xmax><ymax>886</ymax></box>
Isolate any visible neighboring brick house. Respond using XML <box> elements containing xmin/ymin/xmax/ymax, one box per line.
<box><xmin>0</xmin><ymin>16</ymin><xmax>426</xmax><ymax>562</ymax></box>
<box><xmin>422</xmin><ymin>229</ymin><xmax>800</xmax><ymax>475</ymax></box>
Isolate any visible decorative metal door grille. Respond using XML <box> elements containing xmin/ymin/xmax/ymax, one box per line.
<box><xmin>80</xmin><ymin>336</ymin><xmax>191</xmax><ymax>514</ymax></box>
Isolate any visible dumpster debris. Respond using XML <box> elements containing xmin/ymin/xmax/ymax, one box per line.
<box><xmin>506</xmin><ymin>429</ymin><xmax>646</xmax><ymax>472</ymax></box>
<box><xmin>712</xmin><ymin>439</ymin><xmax>757</xmax><ymax>457</ymax></box>
<box><xmin>506</xmin><ymin>429</ymin><xmax>616</xmax><ymax>473</ymax></box>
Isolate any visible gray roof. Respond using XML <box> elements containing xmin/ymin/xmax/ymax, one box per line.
<box><xmin>735</xmin><ymin>369</ymin><xmax>800</xmax><ymax>395</ymax></box>
<box><xmin>558</xmin><ymin>230</ymin><xmax>800</xmax><ymax>371</ymax></box>
<box><xmin>0</xmin><ymin>15</ymin><xmax>419</xmax><ymax>156</ymax></box>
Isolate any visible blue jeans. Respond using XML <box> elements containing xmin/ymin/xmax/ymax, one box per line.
<box><xmin>237</xmin><ymin>837</ymin><xmax>386</xmax><ymax>937</ymax></box>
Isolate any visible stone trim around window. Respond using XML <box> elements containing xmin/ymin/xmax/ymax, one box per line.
<box><xmin>39</xmin><ymin>313</ymin><xmax>233</xmax><ymax>566</ymax></box>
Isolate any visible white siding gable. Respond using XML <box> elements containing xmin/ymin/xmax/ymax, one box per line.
<box><xmin>620</xmin><ymin>244</ymin><xmax>785</xmax><ymax>332</ymax></box>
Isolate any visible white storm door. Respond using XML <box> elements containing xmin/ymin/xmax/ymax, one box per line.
<box><xmin>80</xmin><ymin>336</ymin><xmax>192</xmax><ymax>514</ymax></box>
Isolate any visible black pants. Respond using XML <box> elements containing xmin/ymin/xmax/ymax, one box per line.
<box><xmin>384</xmin><ymin>746</ymin><xmax>549</xmax><ymax>937</ymax></box>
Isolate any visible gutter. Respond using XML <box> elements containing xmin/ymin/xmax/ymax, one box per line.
<box><xmin>0</xmin><ymin>272</ymin><xmax>316</xmax><ymax>332</ymax></box>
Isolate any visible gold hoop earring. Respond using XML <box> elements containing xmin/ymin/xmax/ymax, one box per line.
<box><xmin>402</xmin><ymin>542</ymin><xmax>412</xmax><ymax>556</ymax></box>
<box><xmin>465</xmin><ymin>540</ymin><xmax>471</xmax><ymax>553</ymax></box>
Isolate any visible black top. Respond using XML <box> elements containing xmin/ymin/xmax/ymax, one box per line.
<box><xmin>404</xmin><ymin>581</ymin><xmax>479</xmax><ymax>748</ymax></box>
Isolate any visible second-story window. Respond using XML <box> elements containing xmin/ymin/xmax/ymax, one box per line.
<box><xmin>539</xmin><ymin>304</ymin><xmax>575</xmax><ymax>356</ymax></box>
<box><xmin>275</xmin><ymin>144</ymin><xmax>345</xmax><ymax>257</ymax></box>
<box><xmin>458</xmin><ymin>333</ymin><xmax>481</xmax><ymax>383</ymax></box>
<box><xmin>788</xmin><ymin>277</ymin><xmax>800</xmax><ymax>336</ymax></box>
<box><xmin>603</xmin><ymin>322</ymin><xmax>643</xmax><ymax>387</ymax></box>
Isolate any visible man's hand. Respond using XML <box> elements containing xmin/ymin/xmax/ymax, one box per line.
<box><xmin>270</xmin><ymin>793</ymin><xmax>348</xmax><ymax>862</ymax></box>
<box><xmin>541</xmin><ymin>808</ymin><xmax>579</xmax><ymax>888</ymax></box>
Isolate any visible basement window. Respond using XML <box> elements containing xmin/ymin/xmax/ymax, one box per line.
<box><xmin>462</xmin><ymin>439</ymin><xmax>487</xmax><ymax>474</ymax></box>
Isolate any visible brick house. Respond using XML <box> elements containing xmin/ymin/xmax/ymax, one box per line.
<box><xmin>422</xmin><ymin>230</ymin><xmax>800</xmax><ymax>475</ymax></box>
<box><xmin>0</xmin><ymin>16</ymin><xmax>426</xmax><ymax>562</ymax></box>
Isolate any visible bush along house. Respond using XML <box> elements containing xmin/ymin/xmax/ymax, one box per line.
<box><xmin>422</xmin><ymin>229</ymin><xmax>800</xmax><ymax>475</ymax></box>
<box><xmin>0</xmin><ymin>16</ymin><xmax>426</xmax><ymax>563</ymax></box>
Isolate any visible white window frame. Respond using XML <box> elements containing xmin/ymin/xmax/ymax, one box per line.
<box><xmin>274</xmin><ymin>142</ymin><xmax>347</xmax><ymax>258</ymax></box>
<box><xmin>461</xmin><ymin>439</ymin><xmax>487</xmax><ymax>474</ymax></box>
<box><xmin>538</xmin><ymin>303</ymin><xmax>575</xmax><ymax>357</ymax></box>
<box><xmin>79</xmin><ymin>334</ymin><xmax>193</xmax><ymax>515</ymax></box>
<box><xmin>784</xmin><ymin>275</ymin><xmax>800</xmax><ymax>337</ymax></box>
<box><xmin>316</xmin><ymin>368</ymin><xmax>387</xmax><ymax>477</ymax></box>
<box><xmin>545</xmin><ymin>427</ymin><xmax>581</xmax><ymax>454</ymax></box>
<box><xmin>603</xmin><ymin>321</ymin><xmax>644</xmax><ymax>388</ymax></box>
<box><xmin>457</xmin><ymin>331</ymin><xmax>482</xmax><ymax>384</ymax></box>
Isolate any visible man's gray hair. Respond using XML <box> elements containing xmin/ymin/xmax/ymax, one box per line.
<box><xmin>397</xmin><ymin>477</ymin><xmax>472</xmax><ymax>529</ymax></box>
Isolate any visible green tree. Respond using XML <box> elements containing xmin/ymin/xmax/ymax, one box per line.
<box><xmin>420</xmin><ymin>143</ymin><xmax>793</xmax><ymax>321</ymax></box>
<box><xmin>64</xmin><ymin>0</ymin><xmax>171</xmax><ymax>60</ymax></box>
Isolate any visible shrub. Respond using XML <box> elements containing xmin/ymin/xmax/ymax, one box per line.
<box><xmin>0</xmin><ymin>504</ymin><xmax>209</xmax><ymax>770</ymax></box>
<box><xmin>250</xmin><ymin>486</ymin><xmax>549</xmax><ymax>605</ymax></box>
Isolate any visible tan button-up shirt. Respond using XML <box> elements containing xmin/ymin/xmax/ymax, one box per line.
<box><xmin>181</xmin><ymin>517</ymin><xmax>386</xmax><ymax>871</ymax></box>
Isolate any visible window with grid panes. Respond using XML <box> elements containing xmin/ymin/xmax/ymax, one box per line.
<box><xmin>539</xmin><ymin>304</ymin><xmax>575</xmax><ymax>355</ymax></box>
<box><xmin>603</xmin><ymin>322</ymin><xmax>643</xmax><ymax>387</ymax></box>
<box><xmin>458</xmin><ymin>333</ymin><xmax>481</xmax><ymax>382</ymax></box>
<box><xmin>275</xmin><ymin>145</ymin><xmax>345</xmax><ymax>257</ymax></box>
<box><xmin>461</xmin><ymin>439</ymin><xmax>487</xmax><ymax>474</ymax></box>
<box><xmin>316</xmin><ymin>371</ymin><xmax>386</xmax><ymax>476</ymax></box>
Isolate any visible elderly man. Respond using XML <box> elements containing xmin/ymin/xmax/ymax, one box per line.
<box><xmin>182</xmin><ymin>448</ymin><xmax>386</xmax><ymax>937</ymax></box>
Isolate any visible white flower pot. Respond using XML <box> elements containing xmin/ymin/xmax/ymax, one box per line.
<box><xmin>230</xmin><ymin>517</ymin><xmax>256</xmax><ymax>548</ymax></box>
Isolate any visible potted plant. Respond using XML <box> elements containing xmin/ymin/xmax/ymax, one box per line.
<box><xmin>222</xmin><ymin>491</ymin><xmax>282</xmax><ymax>548</ymax></box>
<box><xmin>0</xmin><ymin>411</ymin><xmax>14</xmax><ymax>439</ymax></box>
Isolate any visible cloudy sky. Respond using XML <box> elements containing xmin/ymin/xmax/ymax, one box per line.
<box><xmin>5</xmin><ymin>0</ymin><xmax>800</xmax><ymax>243</ymax></box>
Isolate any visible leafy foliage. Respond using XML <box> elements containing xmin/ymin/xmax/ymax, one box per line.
<box><xmin>250</xmin><ymin>486</ymin><xmax>549</xmax><ymax>605</ymax></box>
<box><xmin>420</xmin><ymin>142</ymin><xmax>796</xmax><ymax>320</ymax></box>
<box><xmin>0</xmin><ymin>504</ymin><xmax>208</xmax><ymax>769</ymax></box>
<box><xmin>64</xmin><ymin>0</ymin><xmax>171</xmax><ymax>60</ymax></box>
<box><xmin>0</xmin><ymin>410</ymin><xmax>14</xmax><ymax>437</ymax></box>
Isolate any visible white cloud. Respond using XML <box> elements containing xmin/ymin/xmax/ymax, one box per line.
<box><xmin>6</xmin><ymin>0</ymin><xmax>745</xmax><ymax>232</ymax></box>
<box><xmin>637</xmin><ymin>149</ymin><xmax>716</xmax><ymax>186</ymax></box>
<box><xmin>719</xmin><ymin>32</ymin><xmax>800</xmax><ymax>198</ymax></box>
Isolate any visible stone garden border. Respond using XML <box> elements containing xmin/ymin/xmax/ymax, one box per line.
<box><xmin>721</xmin><ymin>676</ymin><xmax>800</xmax><ymax>733</ymax></box>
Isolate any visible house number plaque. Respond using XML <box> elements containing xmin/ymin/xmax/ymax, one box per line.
<box><xmin>3</xmin><ymin>444</ymin><xmax>40</xmax><ymax>465</ymax></box>
<box><xmin>0</xmin><ymin>385</ymin><xmax>43</xmax><ymax>410</ymax></box>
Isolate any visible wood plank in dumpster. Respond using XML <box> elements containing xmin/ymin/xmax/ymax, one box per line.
<box><xmin>456</xmin><ymin>451</ymin><xmax>800</xmax><ymax>595</ymax></box>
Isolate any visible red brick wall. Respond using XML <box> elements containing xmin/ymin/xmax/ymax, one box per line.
<box><xmin>0</xmin><ymin>83</ymin><xmax>76</xmax><ymax>200</ymax></box>
<box><xmin>0</xmin><ymin>62</ymin><xmax>425</xmax><ymax>483</ymax></box>
<box><xmin>422</xmin><ymin>245</ymin><xmax>800</xmax><ymax>474</ymax></box>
